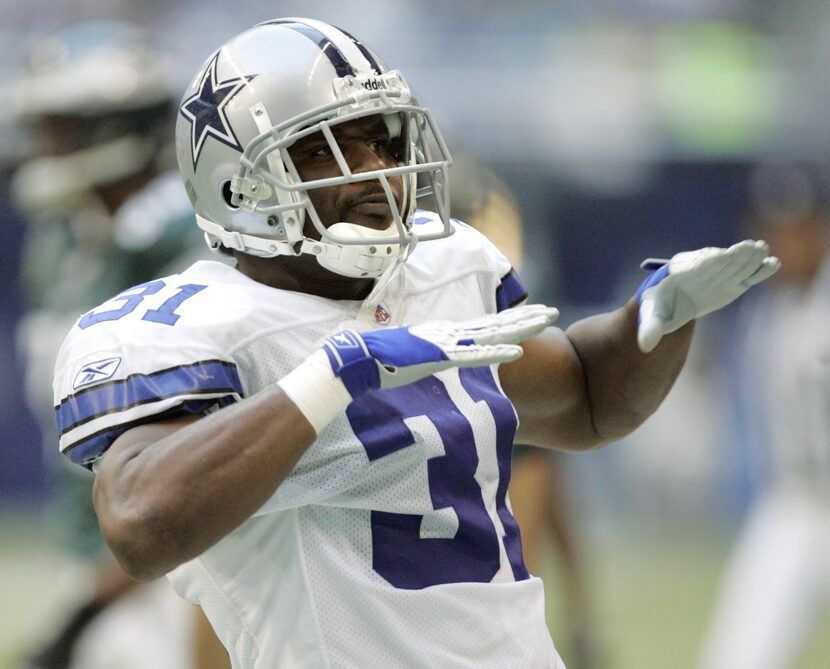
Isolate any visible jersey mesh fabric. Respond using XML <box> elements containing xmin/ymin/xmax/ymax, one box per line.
<box><xmin>56</xmin><ymin>216</ymin><xmax>563</xmax><ymax>668</ymax></box>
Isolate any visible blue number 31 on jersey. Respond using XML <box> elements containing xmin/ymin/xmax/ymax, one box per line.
<box><xmin>79</xmin><ymin>280</ymin><xmax>207</xmax><ymax>329</ymax></box>
<box><xmin>348</xmin><ymin>366</ymin><xmax>529</xmax><ymax>590</ymax></box>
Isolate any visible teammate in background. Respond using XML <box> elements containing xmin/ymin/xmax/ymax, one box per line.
<box><xmin>697</xmin><ymin>161</ymin><xmax>830</xmax><ymax>669</ymax></box>
<box><xmin>12</xmin><ymin>21</ymin><xmax>228</xmax><ymax>669</ymax></box>
<box><xmin>447</xmin><ymin>154</ymin><xmax>603</xmax><ymax>668</ymax></box>
<box><xmin>51</xmin><ymin>19</ymin><xmax>778</xmax><ymax>668</ymax></box>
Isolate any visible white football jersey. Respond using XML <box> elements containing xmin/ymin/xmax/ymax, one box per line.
<box><xmin>53</xmin><ymin>215</ymin><xmax>563</xmax><ymax>669</ymax></box>
<box><xmin>736</xmin><ymin>258</ymin><xmax>830</xmax><ymax>492</ymax></box>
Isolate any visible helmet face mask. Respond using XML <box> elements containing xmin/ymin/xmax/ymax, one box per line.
<box><xmin>176</xmin><ymin>18</ymin><xmax>453</xmax><ymax>278</ymax></box>
<box><xmin>12</xmin><ymin>21</ymin><xmax>175</xmax><ymax>219</ymax></box>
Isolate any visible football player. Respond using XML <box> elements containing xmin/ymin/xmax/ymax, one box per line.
<box><xmin>697</xmin><ymin>161</ymin><xmax>830</xmax><ymax>669</ymax></box>
<box><xmin>52</xmin><ymin>18</ymin><xmax>779</xmax><ymax>668</ymax></box>
<box><xmin>12</xmin><ymin>21</ymin><xmax>227</xmax><ymax>669</ymax></box>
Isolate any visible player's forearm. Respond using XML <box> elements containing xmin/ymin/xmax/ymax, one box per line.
<box><xmin>93</xmin><ymin>387</ymin><xmax>316</xmax><ymax>581</ymax></box>
<box><xmin>566</xmin><ymin>296</ymin><xmax>694</xmax><ymax>442</ymax></box>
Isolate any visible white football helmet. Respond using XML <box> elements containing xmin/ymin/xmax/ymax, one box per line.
<box><xmin>175</xmin><ymin>18</ymin><xmax>453</xmax><ymax>278</ymax></box>
<box><xmin>12</xmin><ymin>21</ymin><xmax>175</xmax><ymax>218</ymax></box>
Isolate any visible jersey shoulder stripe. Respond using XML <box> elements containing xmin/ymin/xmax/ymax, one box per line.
<box><xmin>53</xmin><ymin>261</ymin><xmax>344</xmax><ymax>470</ymax></box>
<box><xmin>496</xmin><ymin>268</ymin><xmax>528</xmax><ymax>312</ymax></box>
<box><xmin>408</xmin><ymin>212</ymin><xmax>525</xmax><ymax>312</ymax></box>
<box><xmin>63</xmin><ymin>396</ymin><xmax>238</xmax><ymax>468</ymax></box>
<box><xmin>56</xmin><ymin>359</ymin><xmax>242</xmax><ymax>436</ymax></box>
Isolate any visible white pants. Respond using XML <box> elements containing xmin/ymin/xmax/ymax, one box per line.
<box><xmin>697</xmin><ymin>486</ymin><xmax>830</xmax><ymax>669</ymax></box>
<box><xmin>72</xmin><ymin>579</ymin><xmax>195</xmax><ymax>669</ymax></box>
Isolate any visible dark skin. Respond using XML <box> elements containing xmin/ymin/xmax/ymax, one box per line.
<box><xmin>35</xmin><ymin>115</ymin><xmax>155</xmax><ymax>215</ymax></box>
<box><xmin>236</xmin><ymin>115</ymin><xmax>405</xmax><ymax>300</ymax></box>
<box><xmin>92</xmin><ymin>115</ymin><xmax>694</xmax><ymax>581</ymax></box>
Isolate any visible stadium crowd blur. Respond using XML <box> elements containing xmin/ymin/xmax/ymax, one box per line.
<box><xmin>1</xmin><ymin>1</ymin><xmax>829</xmax><ymax>668</ymax></box>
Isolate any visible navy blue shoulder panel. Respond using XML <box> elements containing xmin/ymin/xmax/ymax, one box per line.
<box><xmin>496</xmin><ymin>268</ymin><xmax>528</xmax><ymax>312</ymax></box>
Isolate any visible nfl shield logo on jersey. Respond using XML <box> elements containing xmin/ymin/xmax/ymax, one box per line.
<box><xmin>373</xmin><ymin>304</ymin><xmax>391</xmax><ymax>324</ymax></box>
<box><xmin>73</xmin><ymin>356</ymin><xmax>122</xmax><ymax>389</ymax></box>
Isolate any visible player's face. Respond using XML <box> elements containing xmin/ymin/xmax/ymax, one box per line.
<box><xmin>30</xmin><ymin>116</ymin><xmax>84</xmax><ymax>157</ymax></box>
<box><xmin>757</xmin><ymin>210</ymin><xmax>828</xmax><ymax>286</ymax></box>
<box><xmin>288</xmin><ymin>115</ymin><xmax>405</xmax><ymax>233</ymax></box>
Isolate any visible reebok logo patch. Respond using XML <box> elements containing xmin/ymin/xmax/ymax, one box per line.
<box><xmin>73</xmin><ymin>357</ymin><xmax>122</xmax><ymax>390</ymax></box>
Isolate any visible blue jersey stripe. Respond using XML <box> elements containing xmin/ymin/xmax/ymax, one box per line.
<box><xmin>495</xmin><ymin>268</ymin><xmax>528</xmax><ymax>312</ymax></box>
<box><xmin>56</xmin><ymin>360</ymin><xmax>242</xmax><ymax>436</ymax></box>
<box><xmin>337</xmin><ymin>27</ymin><xmax>382</xmax><ymax>74</ymax></box>
<box><xmin>263</xmin><ymin>20</ymin><xmax>355</xmax><ymax>77</ymax></box>
<box><xmin>63</xmin><ymin>397</ymin><xmax>238</xmax><ymax>469</ymax></box>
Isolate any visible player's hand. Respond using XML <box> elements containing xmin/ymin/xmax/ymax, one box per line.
<box><xmin>636</xmin><ymin>240</ymin><xmax>780</xmax><ymax>353</ymax></box>
<box><xmin>323</xmin><ymin>304</ymin><xmax>559</xmax><ymax>397</ymax></box>
<box><xmin>278</xmin><ymin>305</ymin><xmax>559</xmax><ymax>433</ymax></box>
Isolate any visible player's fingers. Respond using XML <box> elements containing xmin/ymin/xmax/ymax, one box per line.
<box><xmin>725</xmin><ymin>239</ymin><xmax>764</xmax><ymax>257</ymax></box>
<box><xmin>461</xmin><ymin>304</ymin><xmax>557</xmax><ymax>332</ymax></box>
<box><xmin>499</xmin><ymin>304</ymin><xmax>559</xmax><ymax>323</ymax></box>
<box><xmin>467</xmin><ymin>312</ymin><xmax>557</xmax><ymax>346</ymax></box>
<box><xmin>722</xmin><ymin>240</ymin><xmax>772</xmax><ymax>283</ymax></box>
<box><xmin>486</xmin><ymin>305</ymin><xmax>559</xmax><ymax>332</ymax></box>
<box><xmin>743</xmin><ymin>255</ymin><xmax>781</xmax><ymax>287</ymax></box>
<box><xmin>419</xmin><ymin>306</ymin><xmax>558</xmax><ymax>349</ymax></box>
<box><xmin>447</xmin><ymin>344</ymin><xmax>525</xmax><ymax>366</ymax></box>
<box><xmin>674</xmin><ymin>247</ymin><xmax>736</xmax><ymax>282</ymax></box>
<box><xmin>704</xmin><ymin>240</ymin><xmax>759</xmax><ymax>283</ymax></box>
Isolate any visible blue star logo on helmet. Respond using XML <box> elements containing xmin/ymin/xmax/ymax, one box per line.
<box><xmin>179</xmin><ymin>50</ymin><xmax>257</xmax><ymax>168</ymax></box>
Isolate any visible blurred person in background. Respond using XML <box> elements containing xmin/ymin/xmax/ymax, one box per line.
<box><xmin>697</xmin><ymin>160</ymin><xmax>830</xmax><ymax>669</ymax></box>
<box><xmin>11</xmin><ymin>20</ymin><xmax>228</xmax><ymax>669</ymax></box>
<box><xmin>445</xmin><ymin>153</ymin><xmax>604</xmax><ymax>669</ymax></box>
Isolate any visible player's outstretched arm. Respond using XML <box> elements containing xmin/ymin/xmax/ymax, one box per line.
<box><xmin>94</xmin><ymin>305</ymin><xmax>558</xmax><ymax>580</ymax></box>
<box><xmin>501</xmin><ymin>240</ymin><xmax>779</xmax><ymax>450</ymax></box>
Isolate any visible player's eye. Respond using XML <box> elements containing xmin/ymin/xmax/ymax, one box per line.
<box><xmin>311</xmin><ymin>144</ymin><xmax>334</xmax><ymax>158</ymax></box>
<box><xmin>368</xmin><ymin>137</ymin><xmax>404</xmax><ymax>162</ymax></box>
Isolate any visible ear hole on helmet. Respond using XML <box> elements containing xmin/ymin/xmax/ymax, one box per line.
<box><xmin>221</xmin><ymin>181</ymin><xmax>240</xmax><ymax>209</ymax></box>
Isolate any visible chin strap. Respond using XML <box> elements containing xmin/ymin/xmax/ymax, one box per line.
<box><xmin>196</xmin><ymin>213</ymin><xmax>296</xmax><ymax>256</ymax></box>
<box><xmin>195</xmin><ymin>213</ymin><xmax>411</xmax><ymax>278</ymax></box>
<box><xmin>355</xmin><ymin>238</ymin><xmax>416</xmax><ymax>324</ymax></box>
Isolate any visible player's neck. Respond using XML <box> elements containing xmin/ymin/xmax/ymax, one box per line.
<box><xmin>234</xmin><ymin>252</ymin><xmax>375</xmax><ymax>301</ymax></box>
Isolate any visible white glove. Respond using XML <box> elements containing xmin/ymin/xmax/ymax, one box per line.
<box><xmin>637</xmin><ymin>240</ymin><xmax>780</xmax><ymax>353</ymax></box>
<box><xmin>278</xmin><ymin>304</ymin><xmax>559</xmax><ymax>432</ymax></box>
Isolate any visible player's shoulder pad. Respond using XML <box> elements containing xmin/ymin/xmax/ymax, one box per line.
<box><xmin>409</xmin><ymin>210</ymin><xmax>527</xmax><ymax>311</ymax></box>
<box><xmin>52</xmin><ymin>261</ymin><xmax>265</xmax><ymax>469</ymax></box>
<box><xmin>410</xmin><ymin>210</ymin><xmax>505</xmax><ymax>269</ymax></box>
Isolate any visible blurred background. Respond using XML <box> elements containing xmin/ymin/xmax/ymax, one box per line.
<box><xmin>1</xmin><ymin>1</ymin><xmax>829</xmax><ymax>668</ymax></box>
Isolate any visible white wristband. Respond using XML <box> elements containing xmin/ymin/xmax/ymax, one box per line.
<box><xmin>277</xmin><ymin>349</ymin><xmax>354</xmax><ymax>435</ymax></box>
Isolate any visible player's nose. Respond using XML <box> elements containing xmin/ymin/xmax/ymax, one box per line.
<box><xmin>348</xmin><ymin>142</ymin><xmax>394</xmax><ymax>174</ymax></box>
